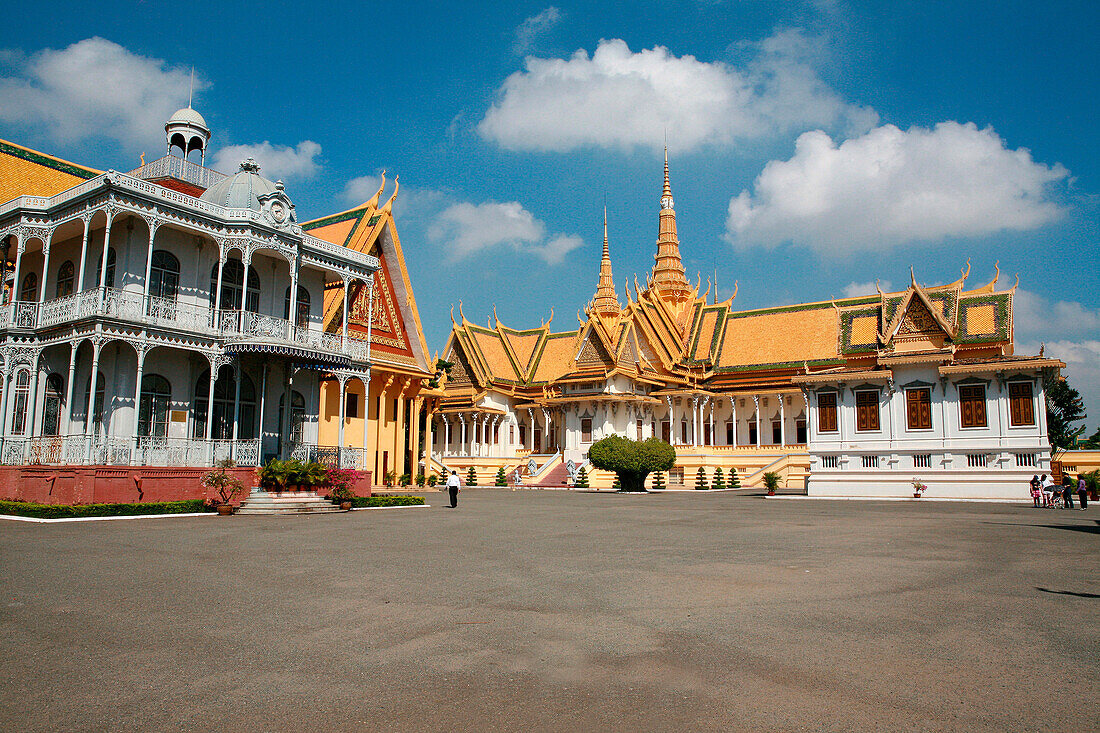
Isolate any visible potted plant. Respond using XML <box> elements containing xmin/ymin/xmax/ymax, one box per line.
<box><xmin>326</xmin><ymin>466</ymin><xmax>361</xmax><ymax>510</ymax></box>
<box><xmin>912</xmin><ymin>478</ymin><xmax>927</xmax><ymax>498</ymax></box>
<box><xmin>258</xmin><ymin>459</ymin><xmax>295</xmax><ymax>494</ymax></box>
<box><xmin>384</xmin><ymin>469</ymin><xmax>396</xmax><ymax>488</ymax></box>
<box><xmin>763</xmin><ymin>471</ymin><xmax>781</xmax><ymax>496</ymax></box>
<box><xmin>426</xmin><ymin>474</ymin><xmax>438</xmax><ymax>488</ymax></box>
<box><xmin>202</xmin><ymin>459</ymin><xmax>244</xmax><ymax>515</ymax></box>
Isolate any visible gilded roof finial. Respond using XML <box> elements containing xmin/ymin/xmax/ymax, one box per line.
<box><xmin>651</xmin><ymin>147</ymin><xmax>692</xmax><ymax>303</ymax></box>
<box><xmin>590</xmin><ymin>206</ymin><xmax>620</xmax><ymax>316</ymax></box>
<box><xmin>492</xmin><ymin>304</ymin><xmax>499</xmax><ymax>328</ymax></box>
<box><xmin>365</xmin><ymin>170</ymin><xmax>386</xmax><ymax>209</ymax></box>
<box><xmin>458</xmin><ymin>299</ymin><xmax>467</xmax><ymax>324</ymax></box>
<box><xmin>449</xmin><ymin>304</ymin><xmax>456</xmax><ymax>325</ymax></box>
<box><xmin>380</xmin><ymin>175</ymin><xmax>400</xmax><ymax>213</ymax></box>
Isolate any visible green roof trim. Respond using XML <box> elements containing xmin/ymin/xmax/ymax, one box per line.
<box><xmin>367</xmin><ymin>214</ymin><xmax>382</xmax><ymax>226</ymax></box>
<box><xmin>301</xmin><ymin>207</ymin><xmax>366</xmax><ymax>231</ymax></box>
<box><xmin>0</xmin><ymin>140</ymin><xmax>99</xmax><ymax>180</ymax></box>
<box><xmin>712</xmin><ymin>357</ymin><xmax>846</xmax><ymax>374</ymax></box>
<box><xmin>839</xmin><ymin>306</ymin><xmax>880</xmax><ymax>354</ymax></box>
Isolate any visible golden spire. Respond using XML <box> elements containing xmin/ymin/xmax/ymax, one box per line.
<box><xmin>590</xmin><ymin>206</ymin><xmax>620</xmax><ymax>317</ymax></box>
<box><xmin>650</xmin><ymin>146</ymin><xmax>692</xmax><ymax>303</ymax></box>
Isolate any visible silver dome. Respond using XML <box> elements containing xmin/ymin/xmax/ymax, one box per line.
<box><xmin>199</xmin><ymin>158</ymin><xmax>280</xmax><ymax>211</ymax></box>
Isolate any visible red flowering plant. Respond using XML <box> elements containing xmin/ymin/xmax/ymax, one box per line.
<box><xmin>201</xmin><ymin>459</ymin><xmax>244</xmax><ymax>508</ymax></box>
<box><xmin>912</xmin><ymin>478</ymin><xmax>928</xmax><ymax>496</ymax></box>
<box><xmin>325</xmin><ymin>466</ymin><xmax>362</xmax><ymax>504</ymax></box>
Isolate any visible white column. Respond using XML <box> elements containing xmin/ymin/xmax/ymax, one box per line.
<box><xmin>0</xmin><ymin>368</ymin><xmax>12</xmax><ymax>439</ymax></box>
<box><xmin>459</xmin><ymin>414</ymin><xmax>467</xmax><ymax>457</ymax></box>
<box><xmin>257</xmin><ymin>362</ymin><xmax>269</xmax><ymax>457</ymax></box>
<box><xmin>288</xmin><ymin>262</ymin><xmax>300</xmax><ymax>329</ymax></box>
<box><xmin>141</xmin><ymin>219</ymin><xmax>158</xmax><ymax>313</ymax></box>
<box><xmin>730</xmin><ymin>397</ymin><xmax>737</xmax><ymax>447</ymax></box>
<box><xmin>231</xmin><ymin>359</ymin><xmax>242</xmax><ymax>443</ymax></box>
<box><xmin>130</xmin><ymin>347</ymin><xmax>147</xmax><ymax>465</ymax></box>
<box><xmin>337</xmin><ymin>375</ymin><xmax>347</xmax><ymax>448</ymax></box>
<box><xmin>26</xmin><ymin>356</ymin><xmax>41</xmax><ymax>441</ymax></box>
<box><xmin>37</xmin><ymin>230</ymin><xmax>54</xmax><ymax>305</ymax></box>
<box><xmin>527</xmin><ymin>408</ymin><xmax>535</xmax><ymax>450</ymax></box>
<box><xmin>10</xmin><ymin>231</ymin><xmax>24</xmax><ymax>304</ymax></box>
<box><xmin>341</xmin><ymin>277</ymin><xmax>350</xmax><ymax>345</ymax></box>
<box><xmin>753</xmin><ymin>395</ymin><xmax>761</xmax><ymax>447</ymax></box>
<box><xmin>84</xmin><ymin>339</ymin><xmax>103</xmax><ymax>463</ymax></box>
<box><xmin>97</xmin><ymin>213</ymin><xmax>115</xmax><ymax>309</ymax></box>
<box><xmin>213</xmin><ymin>252</ymin><xmax>225</xmax><ymax>329</ymax></box>
<box><xmin>75</xmin><ymin>217</ymin><xmax>90</xmax><ymax>293</ymax></box>
<box><xmin>204</xmin><ymin>362</ymin><xmax>218</xmax><ymax>442</ymax></box>
<box><xmin>708</xmin><ymin>401</ymin><xmax>715</xmax><ymax>447</ymax></box>
<box><xmin>237</xmin><ymin>252</ymin><xmax>249</xmax><ymax>330</ymax></box>
<box><xmin>778</xmin><ymin>393</ymin><xmax>786</xmax><ymax>447</ymax></box>
<box><xmin>64</xmin><ymin>343</ymin><xmax>78</xmax><ymax>435</ymax></box>
<box><xmin>443</xmin><ymin>416</ymin><xmax>451</xmax><ymax>457</ymax></box>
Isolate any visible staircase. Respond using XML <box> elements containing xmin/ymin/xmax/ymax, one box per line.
<box><xmin>533</xmin><ymin>461</ymin><xmax>572</xmax><ymax>488</ymax></box>
<box><xmin>236</xmin><ymin>490</ymin><xmax>343</xmax><ymax>515</ymax></box>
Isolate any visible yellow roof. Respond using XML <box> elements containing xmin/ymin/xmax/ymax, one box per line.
<box><xmin>0</xmin><ymin>139</ymin><xmax>100</xmax><ymax>205</ymax></box>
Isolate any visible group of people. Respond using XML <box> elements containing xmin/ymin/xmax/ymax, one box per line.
<box><xmin>1030</xmin><ymin>473</ymin><xmax>1089</xmax><ymax>509</ymax></box>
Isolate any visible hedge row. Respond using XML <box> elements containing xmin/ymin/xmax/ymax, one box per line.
<box><xmin>0</xmin><ymin>499</ymin><xmax>209</xmax><ymax>519</ymax></box>
<box><xmin>350</xmin><ymin>495</ymin><xmax>425</xmax><ymax>508</ymax></box>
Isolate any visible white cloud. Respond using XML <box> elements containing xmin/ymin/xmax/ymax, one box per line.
<box><xmin>842</xmin><ymin>280</ymin><xmax>893</xmax><ymax>298</ymax></box>
<box><xmin>428</xmin><ymin>200</ymin><xmax>583</xmax><ymax>265</ymax></box>
<box><xmin>342</xmin><ymin>175</ymin><xmax>382</xmax><ymax>205</ymax></box>
<box><xmin>514</xmin><ymin>7</ymin><xmax>562</xmax><ymax>54</ymax></box>
<box><xmin>479</xmin><ymin>31</ymin><xmax>875</xmax><ymax>152</ymax></box>
<box><xmin>1019</xmin><ymin>339</ymin><xmax>1100</xmax><ymax>430</ymax></box>
<box><xmin>726</xmin><ymin>122</ymin><xmax>1069</xmax><ymax>254</ymax></box>
<box><xmin>211</xmin><ymin>140</ymin><xmax>321</xmax><ymax>180</ymax></box>
<box><xmin>1014</xmin><ymin>289</ymin><xmax>1100</xmax><ymax>342</ymax></box>
<box><xmin>0</xmin><ymin>37</ymin><xmax>199</xmax><ymax>152</ymax></box>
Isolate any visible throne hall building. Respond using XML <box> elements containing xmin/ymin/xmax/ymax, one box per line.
<box><xmin>433</xmin><ymin>152</ymin><xmax>1063</xmax><ymax>499</ymax></box>
<box><xmin>0</xmin><ymin>106</ymin><xmax>432</xmax><ymax>503</ymax></box>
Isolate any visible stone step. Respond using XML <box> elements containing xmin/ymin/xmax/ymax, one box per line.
<box><xmin>236</xmin><ymin>490</ymin><xmax>345</xmax><ymax>515</ymax></box>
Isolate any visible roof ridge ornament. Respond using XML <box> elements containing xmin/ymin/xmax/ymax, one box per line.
<box><xmin>365</xmin><ymin>170</ymin><xmax>387</xmax><ymax>209</ymax></box>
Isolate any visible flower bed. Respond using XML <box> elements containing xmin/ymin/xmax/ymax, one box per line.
<box><xmin>0</xmin><ymin>499</ymin><xmax>209</xmax><ymax>519</ymax></box>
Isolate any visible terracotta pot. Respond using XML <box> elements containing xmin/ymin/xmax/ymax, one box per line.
<box><xmin>914</xmin><ymin>492</ymin><xmax>922</xmax><ymax>498</ymax></box>
<box><xmin>216</xmin><ymin>504</ymin><xmax>233</xmax><ymax>516</ymax></box>
<box><xmin>767</xmin><ymin>490</ymin><xmax>776</xmax><ymax>496</ymax></box>
<box><xmin>340</xmin><ymin>501</ymin><xmax>352</xmax><ymax>511</ymax></box>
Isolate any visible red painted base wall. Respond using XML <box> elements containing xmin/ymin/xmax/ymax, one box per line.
<box><xmin>0</xmin><ymin>467</ymin><xmax>373</xmax><ymax>505</ymax></box>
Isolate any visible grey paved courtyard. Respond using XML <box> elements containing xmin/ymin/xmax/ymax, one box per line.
<box><xmin>1</xmin><ymin>490</ymin><xmax>1098</xmax><ymax>732</ymax></box>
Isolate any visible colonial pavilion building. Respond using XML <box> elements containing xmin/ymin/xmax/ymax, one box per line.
<box><xmin>432</xmin><ymin>151</ymin><xmax>1065</xmax><ymax>499</ymax></box>
<box><xmin>0</xmin><ymin>106</ymin><xmax>433</xmax><ymax>503</ymax></box>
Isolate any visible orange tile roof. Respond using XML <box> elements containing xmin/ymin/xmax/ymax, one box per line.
<box><xmin>718</xmin><ymin>305</ymin><xmax>838</xmax><ymax>368</ymax></box>
<box><xmin>0</xmin><ymin>139</ymin><xmax>99</xmax><ymax>205</ymax></box>
<box><xmin>531</xmin><ymin>333</ymin><xmax>579</xmax><ymax>383</ymax></box>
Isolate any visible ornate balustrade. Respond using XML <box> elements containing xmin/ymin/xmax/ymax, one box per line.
<box><xmin>0</xmin><ymin>435</ymin><xmax>263</xmax><ymax>467</ymax></box>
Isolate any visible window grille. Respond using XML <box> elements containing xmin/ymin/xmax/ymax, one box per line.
<box><xmin>913</xmin><ymin>454</ymin><xmax>932</xmax><ymax>469</ymax></box>
<box><xmin>821</xmin><ymin>455</ymin><xmax>839</xmax><ymax>469</ymax></box>
<box><xmin>861</xmin><ymin>455</ymin><xmax>879</xmax><ymax>469</ymax></box>
<box><xmin>1014</xmin><ymin>453</ymin><xmax>1036</xmax><ymax>468</ymax></box>
<box><xmin>967</xmin><ymin>454</ymin><xmax>989</xmax><ymax>468</ymax></box>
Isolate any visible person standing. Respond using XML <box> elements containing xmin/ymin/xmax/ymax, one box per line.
<box><xmin>1078</xmin><ymin>475</ymin><xmax>1089</xmax><ymax>510</ymax></box>
<box><xmin>446</xmin><ymin>469</ymin><xmax>461</xmax><ymax>508</ymax></box>
<box><xmin>1030</xmin><ymin>475</ymin><xmax>1042</xmax><ymax>508</ymax></box>
<box><xmin>1040</xmin><ymin>474</ymin><xmax>1053</xmax><ymax>507</ymax></box>
<box><xmin>1062</xmin><ymin>476</ymin><xmax>1075</xmax><ymax>509</ymax></box>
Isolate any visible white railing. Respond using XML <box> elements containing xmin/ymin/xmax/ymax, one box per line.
<box><xmin>146</xmin><ymin>294</ymin><xmax>215</xmax><ymax>332</ymax></box>
<box><xmin>128</xmin><ymin>156</ymin><xmax>228</xmax><ymax>189</ymax></box>
<box><xmin>0</xmin><ymin>435</ymin><xmax>263</xmax><ymax>467</ymax></box>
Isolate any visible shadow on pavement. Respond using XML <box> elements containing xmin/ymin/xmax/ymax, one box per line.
<box><xmin>1036</xmin><ymin>587</ymin><xmax>1100</xmax><ymax>599</ymax></box>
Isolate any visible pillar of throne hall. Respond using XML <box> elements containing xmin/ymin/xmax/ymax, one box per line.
<box><xmin>432</xmin><ymin>150</ymin><xmax>1064</xmax><ymax>499</ymax></box>
<box><xmin>0</xmin><ymin>104</ymin><xmax>433</xmax><ymax>504</ymax></box>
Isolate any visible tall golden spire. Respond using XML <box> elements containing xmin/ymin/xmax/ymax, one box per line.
<box><xmin>651</xmin><ymin>147</ymin><xmax>692</xmax><ymax>303</ymax></box>
<box><xmin>590</xmin><ymin>206</ymin><xmax>620</xmax><ymax>317</ymax></box>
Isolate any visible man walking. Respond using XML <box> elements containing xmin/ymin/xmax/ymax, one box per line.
<box><xmin>446</xmin><ymin>469</ymin><xmax>461</xmax><ymax>508</ymax></box>
<box><xmin>1078</xmin><ymin>475</ymin><xmax>1089</xmax><ymax>510</ymax></box>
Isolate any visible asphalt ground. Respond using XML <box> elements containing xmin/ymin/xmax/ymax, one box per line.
<box><xmin>1</xmin><ymin>490</ymin><xmax>1097</xmax><ymax>732</ymax></box>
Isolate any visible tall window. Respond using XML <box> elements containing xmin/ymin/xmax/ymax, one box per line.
<box><xmin>194</xmin><ymin>368</ymin><xmax>257</xmax><ymax>440</ymax></box>
<box><xmin>42</xmin><ymin>374</ymin><xmax>63</xmax><ymax>436</ymax></box>
<box><xmin>519</xmin><ymin>424</ymin><xmax>527</xmax><ymax>446</ymax></box>
<box><xmin>580</xmin><ymin>417</ymin><xmax>592</xmax><ymax>442</ymax></box>
<box><xmin>817</xmin><ymin>392</ymin><xmax>838</xmax><ymax>432</ymax></box>
<box><xmin>748</xmin><ymin>420</ymin><xmax>758</xmax><ymax>445</ymax></box>
<box><xmin>726</xmin><ymin>421</ymin><xmax>734</xmax><ymax>445</ymax></box>
<box><xmin>796</xmin><ymin>419</ymin><xmax>807</xmax><ymax>444</ymax></box>
<box><xmin>906</xmin><ymin>388</ymin><xmax>933</xmax><ymax>430</ymax></box>
<box><xmin>10</xmin><ymin>369</ymin><xmax>30</xmax><ymax>435</ymax></box>
<box><xmin>681</xmin><ymin>420</ymin><xmax>689</xmax><ymax>444</ymax></box>
<box><xmin>278</xmin><ymin>391</ymin><xmax>306</xmax><ymax>444</ymax></box>
<box><xmin>94</xmin><ymin>248</ymin><xmax>116</xmax><ymax>288</ymax></box>
<box><xmin>138</xmin><ymin>374</ymin><xmax>171</xmax><ymax>438</ymax></box>
<box><xmin>1008</xmin><ymin>382</ymin><xmax>1035</xmax><ymax>426</ymax></box>
<box><xmin>19</xmin><ymin>272</ymin><xmax>36</xmax><ymax>302</ymax></box>
<box><xmin>149</xmin><ymin>251</ymin><xmax>180</xmax><ymax>300</ymax></box>
<box><xmin>56</xmin><ymin>261</ymin><xmax>75</xmax><ymax>298</ymax></box>
<box><xmin>959</xmin><ymin>385</ymin><xmax>987</xmax><ymax>428</ymax></box>
<box><xmin>855</xmin><ymin>390</ymin><xmax>880</xmax><ymax>432</ymax></box>
<box><xmin>284</xmin><ymin>285</ymin><xmax>310</xmax><ymax>324</ymax></box>
<box><xmin>210</xmin><ymin>260</ymin><xmax>260</xmax><ymax>312</ymax></box>
<box><xmin>84</xmin><ymin>372</ymin><xmax>105</xmax><ymax>433</ymax></box>
<box><xmin>772</xmin><ymin>420</ymin><xmax>782</xmax><ymax>444</ymax></box>
<box><xmin>636</xmin><ymin>419</ymin><xmax>644</xmax><ymax>441</ymax></box>
<box><xmin>344</xmin><ymin>391</ymin><xmax>359</xmax><ymax>418</ymax></box>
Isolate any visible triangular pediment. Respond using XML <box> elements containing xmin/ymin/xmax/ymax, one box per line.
<box><xmin>879</xmin><ymin>279</ymin><xmax>958</xmax><ymax>351</ymax></box>
<box><xmin>576</xmin><ymin>328</ymin><xmax>614</xmax><ymax>368</ymax></box>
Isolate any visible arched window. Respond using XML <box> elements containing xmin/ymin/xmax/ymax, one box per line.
<box><xmin>283</xmin><ymin>285</ymin><xmax>310</xmax><ymax>324</ymax></box>
<box><xmin>42</xmin><ymin>373</ymin><xmax>64</xmax><ymax>436</ymax></box>
<box><xmin>56</xmin><ymin>261</ymin><xmax>75</xmax><ymax>299</ymax></box>
<box><xmin>94</xmin><ymin>248</ymin><xmax>116</xmax><ymax>289</ymax></box>
<box><xmin>138</xmin><ymin>374</ymin><xmax>172</xmax><ymax>438</ymax></box>
<box><xmin>278</xmin><ymin>391</ymin><xmax>307</xmax><ymax>445</ymax></box>
<box><xmin>149</xmin><ymin>251</ymin><xmax>180</xmax><ymax>301</ymax></box>
<box><xmin>20</xmin><ymin>272</ymin><xmax>37</xmax><ymax>302</ymax></box>
<box><xmin>10</xmin><ymin>369</ymin><xmax>31</xmax><ymax>435</ymax></box>
<box><xmin>83</xmin><ymin>372</ymin><xmax>106</xmax><ymax>433</ymax></box>
<box><xmin>193</xmin><ymin>368</ymin><xmax>257</xmax><ymax>440</ymax></box>
<box><xmin>210</xmin><ymin>260</ymin><xmax>260</xmax><ymax>313</ymax></box>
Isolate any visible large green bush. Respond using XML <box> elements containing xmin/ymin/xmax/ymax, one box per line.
<box><xmin>588</xmin><ymin>436</ymin><xmax>675</xmax><ymax>492</ymax></box>
<box><xmin>350</xmin><ymin>495</ymin><xmax>425</xmax><ymax>508</ymax></box>
<box><xmin>0</xmin><ymin>499</ymin><xmax>208</xmax><ymax>519</ymax></box>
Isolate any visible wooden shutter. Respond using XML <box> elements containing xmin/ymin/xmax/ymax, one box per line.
<box><xmin>818</xmin><ymin>392</ymin><xmax>837</xmax><ymax>432</ymax></box>
<box><xmin>1009</xmin><ymin>382</ymin><xmax>1034</xmax><ymax>426</ymax></box>
<box><xmin>856</xmin><ymin>391</ymin><xmax>879</xmax><ymax>431</ymax></box>
<box><xmin>907</xmin><ymin>389</ymin><xmax>932</xmax><ymax>430</ymax></box>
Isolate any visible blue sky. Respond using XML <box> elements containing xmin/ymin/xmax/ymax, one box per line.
<box><xmin>1</xmin><ymin>0</ymin><xmax>1098</xmax><ymax>432</ymax></box>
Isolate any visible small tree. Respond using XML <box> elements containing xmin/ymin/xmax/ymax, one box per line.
<box><xmin>588</xmin><ymin>436</ymin><xmax>676</xmax><ymax>492</ymax></box>
<box><xmin>611</xmin><ymin>476</ymin><xmax>621</xmax><ymax>490</ymax></box>
<box><xmin>712</xmin><ymin>467</ymin><xmax>725</xmax><ymax>490</ymax></box>
<box><xmin>466</xmin><ymin>465</ymin><xmax>478</xmax><ymax>486</ymax></box>
<box><xmin>763</xmin><ymin>471</ymin><xmax>781</xmax><ymax>495</ymax></box>
<box><xmin>574</xmin><ymin>466</ymin><xmax>589</xmax><ymax>488</ymax></box>
<box><xmin>494</xmin><ymin>466</ymin><xmax>507</xmax><ymax>486</ymax></box>
<box><xmin>652</xmin><ymin>471</ymin><xmax>665</xmax><ymax>490</ymax></box>
<box><xmin>415</xmin><ymin>472</ymin><xmax>426</xmax><ymax>486</ymax></box>
<box><xmin>728</xmin><ymin>467</ymin><xmax>740</xmax><ymax>489</ymax></box>
<box><xmin>695</xmin><ymin>466</ymin><xmax>709</xmax><ymax>490</ymax></box>
<box><xmin>201</xmin><ymin>459</ymin><xmax>244</xmax><ymax>507</ymax></box>
<box><xmin>1046</xmin><ymin>374</ymin><xmax>1087</xmax><ymax>450</ymax></box>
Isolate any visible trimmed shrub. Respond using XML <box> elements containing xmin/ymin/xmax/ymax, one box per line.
<box><xmin>494</xmin><ymin>466</ymin><xmax>507</xmax><ymax>486</ymax></box>
<box><xmin>712</xmin><ymin>468</ymin><xmax>725</xmax><ymax>489</ymax></box>
<box><xmin>652</xmin><ymin>471</ymin><xmax>665</xmax><ymax>490</ymax></box>
<box><xmin>0</xmin><ymin>499</ymin><xmax>208</xmax><ymax>519</ymax></box>
<box><xmin>729</xmin><ymin>467</ymin><xmax>741</xmax><ymax>489</ymax></box>
<box><xmin>398</xmin><ymin>472</ymin><xmax>411</xmax><ymax>487</ymax></box>
<box><xmin>466</xmin><ymin>466</ymin><xmax>478</xmax><ymax>486</ymax></box>
<box><xmin>611</xmin><ymin>476</ymin><xmax>621</xmax><ymax>490</ymax></box>
<box><xmin>426</xmin><ymin>474</ymin><xmax>439</xmax><ymax>487</ymax></box>
<box><xmin>588</xmin><ymin>435</ymin><xmax>675</xmax><ymax>492</ymax></box>
<box><xmin>415</xmin><ymin>473</ymin><xmax>426</xmax><ymax>487</ymax></box>
<box><xmin>695</xmin><ymin>467</ymin><xmax>709</xmax><ymax>490</ymax></box>
<box><xmin>350</xmin><ymin>495</ymin><xmax>425</xmax><ymax>508</ymax></box>
<box><xmin>574</xmin><ymin>466</ymin><xmax>589</xmax><ymax>488</ymax></box>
